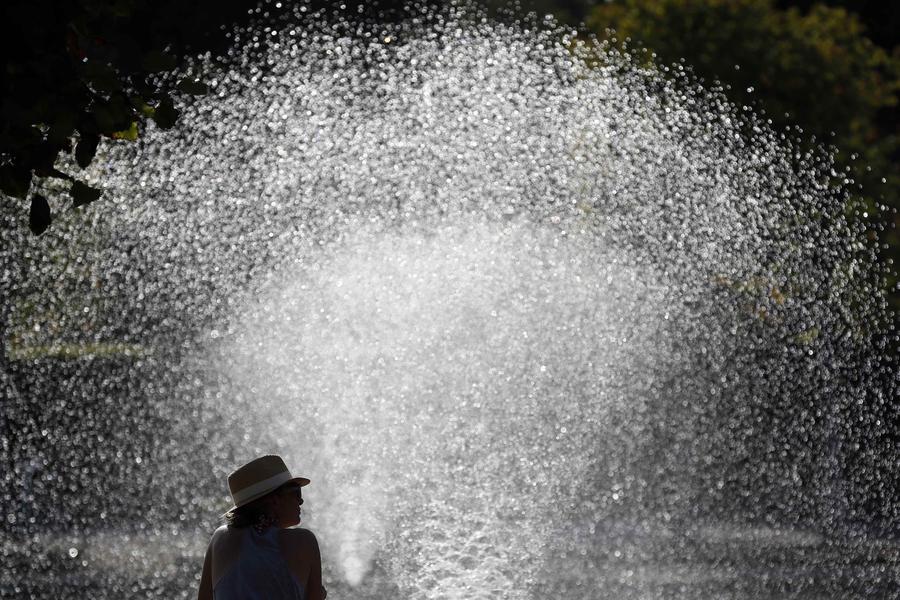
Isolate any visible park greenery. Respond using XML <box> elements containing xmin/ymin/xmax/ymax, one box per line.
<box><xmin>1</xmin><ymin>0</ymin><xmax>897</xmax><ymax>307</ymax></box>
<box><xmin>582</xmin><ymin>0</ymin><xmax>900</xmax><ymax>311</ymax></box>
<box><xmin>0</xmin><ymin>0</ymin><xmax>270</xmax><ymax>233</ymax></box>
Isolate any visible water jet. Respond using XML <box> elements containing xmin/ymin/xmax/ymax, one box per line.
<box><xmin>1</xmin><ymin>5</ymin><xmax>896</xmax><ymax>598</ymax></box>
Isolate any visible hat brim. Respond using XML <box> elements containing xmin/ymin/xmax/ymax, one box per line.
<box><xmin>227</xmin><ymin>476</ymin><xmax>311</xmax><ymax>512</ymax></box>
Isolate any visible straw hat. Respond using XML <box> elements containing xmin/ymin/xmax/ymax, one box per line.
<box><xmin>227</xmin><ymin>455</ymin><xmax>310</xmax><ymax>510</ymax></box>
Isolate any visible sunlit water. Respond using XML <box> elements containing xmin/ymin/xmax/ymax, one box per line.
<box><xmin>1</xmin><ymin>4</ymin><xmax>897</xmax><ymax>599</ymax></box>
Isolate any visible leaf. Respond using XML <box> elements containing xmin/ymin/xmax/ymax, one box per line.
<box><xmin>141</xmin><ymin>51</ymin><xmax>178</xmax><ymax>74</ymax></box>
<box><xmin>77</xmin><ymin>110</ymin><xmax>99</xmax><ymax>136</ymax></box>
<box><xmin>110</xmin><ymin>0</ymin><xmax>136</xmax><ymax>17</ymax></box>
<box><xmin>152</xmin><ymin>97</ymin><xmax>179</xmax><ymax>129</ymax></box>
<box><xmin>130</xmin><ymin>95</ymin><xmax>156</xmax><ymax>117</ymax></box>
<box><xmin>111</xmin><ymin>121</ymin><xmax>139</xmax><ymax>141</ymax></box>
<box><xmin>91</xmin><ymin>103</ymin><xmax>117</xmax><ymax>135</ymax></box>
<box><xmin>794</xmin><ymin>326</ymin><xmax>820</xmax><ymax>345</ymax></box>
<box><xmin>177</xmin><ymin>78</ymin><xmax>209</xmax><ymax>95</ymax></box>
<box><xmin>0</xmin><ymin>164</ymin><xmax>32</xmax><ymax>199</ymax></box>
<box><xmin>83</xmin><ymin>61</ymin><xmax>121</xmax><ymax>93</ymax></box>
<box><xmin>48</xmin><ymin>111</ymin><xmax>77</xmax><ymax>145</ymax></box>
<box><xmin>25</xmin><ymin>141</ymin><xmax>60</xmax><ymax>173</ymax></box>
<box><xmin>92</xmin><ymin>96</ymin><xmax>133</xmax><ymax>135</ymax></box>
<box><xmin>40</xmin><ymin>168</ymin><xmax>74</xmax><ymax>182</ymax></box>
<box><xmin>71</xmin><ymin>180</ymin><xmax>102</xmax><ymax>207</ymax></box>
<box><xmin>29</xmin><ymin>194</ymin><xmax>51</xmax><ymax>235</ymax></box>
<box><xmin>75</xmin><ymin>133</ymin><xmax>100</xmax><ymax>168</ymax></box>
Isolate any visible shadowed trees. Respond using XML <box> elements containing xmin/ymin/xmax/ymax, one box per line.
<box><xmin>0</xmin><ymin>0</ymin><xmax>447</xmax><ymax>235</ymax></box>
<box><xmin>0</xmin><ymin>0</ymin><xmax>289</xmax><ymax>233</ymax></box>
<box><xmin>584</xmin><ymin>0</ymin><xmax>900</xmax><ymax>312</ymax></box>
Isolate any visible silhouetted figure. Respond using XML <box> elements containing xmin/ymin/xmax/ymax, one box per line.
<box><xmin>197</xmin><ymin>455</ymin><xmax>326</xmax><ymax>600</ymax></box>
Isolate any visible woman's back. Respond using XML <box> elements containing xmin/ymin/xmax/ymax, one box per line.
<box><xmin>206</xmin><ymin>525</ymin><xmax>319</xmax><ymax>600</ymax></box>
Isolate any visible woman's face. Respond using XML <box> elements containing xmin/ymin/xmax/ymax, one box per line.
<box><xmin>269</xmin><ymin>483</ymin><xmax>304</xmax><ymax>528</ymax></box>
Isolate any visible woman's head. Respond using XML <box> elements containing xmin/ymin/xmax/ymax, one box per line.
<box><xmin>223</xmin><ymin>481</ymin><xmax>304</xmax><ymax>528</ymax></box>
<box><xmin>223</xmin><ymin>455</ymin><xmax>309</xmax><ymax>529</ymax></box>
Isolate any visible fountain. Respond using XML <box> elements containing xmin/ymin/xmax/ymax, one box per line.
<box><xmin>1</xmin><ymin>3</ymin><xmax>897</xmax><ymax>599</ymax></box>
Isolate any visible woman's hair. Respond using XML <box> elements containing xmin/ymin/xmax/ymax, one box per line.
<box><xmin>222</xmin><ymin>496</ymin><xmax>269</xmax><ymax>528</ymax></box>
<box><xmin>221</xmin><ymin>482</ymin><xmax>300</xmax><ymax>528</ymax></box>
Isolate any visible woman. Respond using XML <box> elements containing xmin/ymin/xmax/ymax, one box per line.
<box><xmin>197</xmin><ymin>455</ymin><xmax>326</xmax><ymax>600</ymax></box>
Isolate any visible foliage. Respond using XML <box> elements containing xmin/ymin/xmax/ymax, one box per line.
<box><xmin>0</xmin><ymin>0</ymin><xmax>267</xmax><ymax>233</ymax></box>
<box><xmin>0</xmin><ymin>0</ymin><xmax>447</xmax><ymax>235</ymax></box>
<box><xmin>587</xmin><ymin>0</ymin><xmax>900</xmax><ymax>310</ymax></box>
<box><xmin>775</xmin><ymin>1</ymin><xmax>900</xmax><ymax>50</ymax></box>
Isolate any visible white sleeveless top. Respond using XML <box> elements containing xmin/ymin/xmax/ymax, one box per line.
<box><xmin>212</xmin><ymin>526</ymin><xmax>306</xmax><ymax>600</ymax></box>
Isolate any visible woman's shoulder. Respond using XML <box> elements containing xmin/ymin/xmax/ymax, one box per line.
<box><xmin>211</xmin><ymin>524</ymin><xmax>232</xmax><ymax>537</ymax></box>
<box><xmin>280</xmin><ymin>527</ymin><xmax>319</xmax><ymax>550</ymax></box>
<box><xmin>209</xmin><ymin>524</ymin><xmax>243</xmax><ymax>545</ymax></box>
